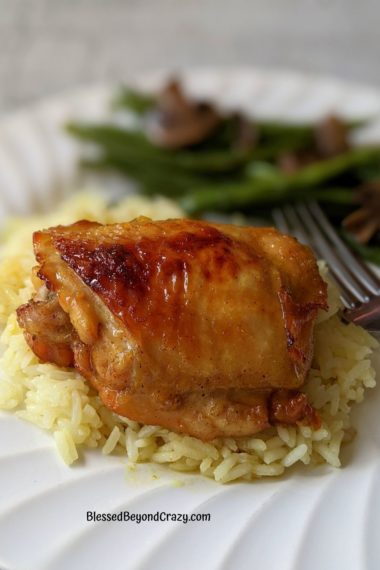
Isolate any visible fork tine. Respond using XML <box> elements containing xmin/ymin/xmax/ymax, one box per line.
<box><xmin>273</xmin><ymin>206</ymin><xmax>312</xmax><ymax>246</ymax></box>
<box><xmin>272</xmin><ymin>208</ymin><xmax>290</xmax><ymax>234</ymax></box>
<box><xmin>282</xmin><ymin>205</ymin><xmax>310</xmax><ymax>244</ymax></box>
<box><xmin>295</xmin><ymin>203</ymin><xmax>370</xmax><ymax>306</ymax></box>
<box><xmin>308</xmin><ymin>201</ymin><xmax>380</xmax><ymax>295</ymax></box>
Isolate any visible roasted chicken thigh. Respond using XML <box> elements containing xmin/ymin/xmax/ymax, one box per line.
<box><xmin>17</xmin><ymin>217</ymin><xmax>327</xmax><ymax>440</ymax></box>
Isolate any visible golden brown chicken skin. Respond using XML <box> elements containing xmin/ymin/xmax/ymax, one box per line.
<box><xmin>17</xmin><ymin>217</ymin><xmax>327</xmax><ymax>440</ymax></box>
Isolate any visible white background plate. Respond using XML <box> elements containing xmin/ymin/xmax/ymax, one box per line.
<box><xmin>1</xmin><ymin>68</ymin><xmax>380</xmax><ymax>570</ymax></box>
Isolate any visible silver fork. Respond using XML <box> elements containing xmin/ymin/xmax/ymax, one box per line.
<box><xmin>272</xmin><ymin>200</ymin><xmax>380</xmax><ymax>333</ymax></box>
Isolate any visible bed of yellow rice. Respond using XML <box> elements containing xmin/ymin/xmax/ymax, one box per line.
<box><xmin>0</xmin><ymin>192</ymin><xmax>378</xmax><ymax>483</ymax></box>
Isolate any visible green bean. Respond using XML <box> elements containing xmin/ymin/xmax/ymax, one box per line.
<box><xmin>67</xmin><ymin>123</ymin><xmax>251</xmax><ymax>173</ymax></box>
<box><xmin>112</xmin><ymin>87</ymin><xmax>156</xmax><ymax>114</ymax></box>
<box><xmin>81</xmin><ymin>156</ymin><xmax>220</xmax><ymax>196</ymax></box>
<box><xmin>66</xmin><ymin>121</ymin><xmax>356</xmax><ymax>181</ymax></box>
<box><xmin>179</xmin><ymin>146</ymin><xmax>380</xmax><ymax>214</ymax></box>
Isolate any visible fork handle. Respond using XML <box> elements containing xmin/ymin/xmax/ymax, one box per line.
<box><xmin>344</xmin><ymin>297</ymin><xmax>380</xmax><ymax>334</ymax></box>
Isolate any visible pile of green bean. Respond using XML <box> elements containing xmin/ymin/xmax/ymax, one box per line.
<box><xmin>67</xmin><ymin>87</ymin><xmax>380</xmax><ymax>265</ymax></box>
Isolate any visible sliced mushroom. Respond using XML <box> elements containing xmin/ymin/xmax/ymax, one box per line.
<box><xmin>230</xmin><ymin>113</ymin><xmax>258</xmax><ymax>151</ymax></box>
<box><xmin>314</xmin><ymin>115</ymin><xmax>350</xmax><ymax>158</ymax></box>
<box><xmin>343</xmin><ymin>181</ymin><xmax>380</xmax><ymax>243</ymax></box>
<box><xmin>146</xmin><ymin>80</ymin><xmax>221</xmax><ymax>149</ymax></box>
<box><xmin>277</xmin><ymin>151</ymin><xmax>320</xmax><ymax>174</ymax></box>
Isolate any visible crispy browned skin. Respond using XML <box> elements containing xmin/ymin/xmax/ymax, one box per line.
<box><xmin>17</xmin><ymin>218</ymin><xmax>327</xmax><ymax>440</ymax></box>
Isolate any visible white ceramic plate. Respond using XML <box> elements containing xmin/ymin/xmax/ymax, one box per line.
<box><xmin>1</xmin><ymin>68</ymin><xmax>380</xmax><ymax>570</ymax></box>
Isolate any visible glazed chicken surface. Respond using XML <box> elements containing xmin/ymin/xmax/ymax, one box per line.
<box><xmin>17</xmin><ymin>217</ymin><xmax>327</xmax><ymax>440</ymax></box>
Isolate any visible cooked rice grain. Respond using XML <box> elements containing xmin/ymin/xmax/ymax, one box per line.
<box><xmin>0</xmin><ymin>192</ymin><xmax>378</xmax><ymax>483</ymax></box>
